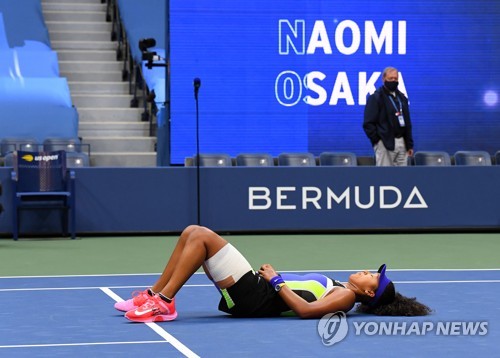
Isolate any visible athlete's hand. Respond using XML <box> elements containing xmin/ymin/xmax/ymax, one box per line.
<box><xmin>258</xmin><ymin>264</ymin><xmax>278</xmax><ymax>282</ymax></box>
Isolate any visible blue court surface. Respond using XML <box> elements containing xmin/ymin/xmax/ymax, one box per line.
<box><xmin>1</xmin><ymin>269</ymin><xmax>498</xmax><ymax>357</ymax></box>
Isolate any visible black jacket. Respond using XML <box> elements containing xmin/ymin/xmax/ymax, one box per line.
<box><xmin>363</xmin><ymin>86</ymin><xmax>414</xmax><ymax>151</ymax></box>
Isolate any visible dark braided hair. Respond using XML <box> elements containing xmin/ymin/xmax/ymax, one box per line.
<box><xmin>356</xmin><ymin>291</ymin><xmax>432</xmax><ymax>316</ymax></box>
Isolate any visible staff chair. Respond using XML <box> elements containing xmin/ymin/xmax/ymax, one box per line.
<box><xmin>11</xmin><ymin>150</ymin><xmax>76</xmax><ymax>240</ymax></box>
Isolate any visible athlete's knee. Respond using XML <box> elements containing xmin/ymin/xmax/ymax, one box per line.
<box><xmin>181</xmin><ymin>224</ymin><xmax>204</xmax><ymax>237</ymax></box>
<box><xmin>187</xmin><ymin>226</ymin><xmax>221</xmax><ymax>245</ymax></box>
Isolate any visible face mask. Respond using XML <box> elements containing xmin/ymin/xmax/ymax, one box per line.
<box><xmin>384</xmin><ymin>81</ymin><xmax>398</xmax><ymax>92</ymax></box>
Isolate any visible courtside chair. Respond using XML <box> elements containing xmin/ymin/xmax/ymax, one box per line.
<box><xmin>43</xmin><ymin>137</ymin><xmax>81</xmax><ymax>153</ymax></box>
<box><xmin>414</xmin><ymin>151</ymin><xmax>451</xmax><ymax>166</ymax></box>
<box><xmin>0</xmin><ymin>138</ymin><xmax>38</xmax><ymax>157</ymax></box>
<box><xmin>3</xmin><ymin>153</ymin><xmax>14</xmax><ymax>167</ymax></box>
<box><xmin>66</xmin><ymin>152</ymin><xmax>90</xmax><ymax>168</ymax></box>
<box><xmin>11</xmin><ymin>150</ymin><xmax>76</xmax><ymax>240</ymax></box>
<box><xmin>236</xmin><ymin>153</ymin><xmax>274</xmax><ymax>167</ymax></box>
<box><xmin>193</xmin><ymin>154</ymin><xmax>232</xmax><ymax>167</ymax></box>
<box><xmin>319</xmin><ymin>152</ymin><xmax>357</xmax><ymax>166</ymax></box>
<box><xmin>495</xmin><ymin>151</ymin><xmax>500</xmax><ymax>165</ymax></box>
<box><xmin>453</xmin><ymin>151</ymin><xmax>492</xmax><ymax>166</ymax></box>
<box><xmin>278</xmin><ymin>152</ymin><xmax>316</xmax><ymax>166</ymax></box>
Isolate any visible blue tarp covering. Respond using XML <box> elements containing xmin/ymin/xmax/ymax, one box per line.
<box><xmin>0</xmin><ymin>78</ymin><xmax>72</xmax><ymax>107</ymax></box>
<box><xmin>0</xmin><ymin>1</ymin><xmax>78</xmax><ymax>144</ymax></box>
<box><xmin>0</xmin><ymin>49</ymin><xmax>60</xmax><ymax>77</ymax></box>
<box><xmin>0</xmin><ymin>0</ymin><xmax>51</xmax><ymax>50</ymax></box>
<box><xmin>0</xmin><ymin>104</ymin><xmax>78</xmax><ymax>143</ymax></box>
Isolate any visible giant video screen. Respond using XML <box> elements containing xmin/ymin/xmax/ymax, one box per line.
<box><xmin>169</xmin><ymin>0</ymin><xmax>500</xmax><ymax>164</ymax></box>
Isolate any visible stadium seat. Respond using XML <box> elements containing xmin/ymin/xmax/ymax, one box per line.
<box><xmin>236</xmin><ymin>153</ymin><xmax>274</xmax><ymax>167</ymax></box>
<box><xmin>66</xmin><ymin>152</ymin><xmax>90</xmax><ymax>168</ymax></box>
<box><xmin>414</xmin><ymin>151</ymin><xmax>451</xmax><ymax>166</ymax></box>
<box><xmin>0</xmin><ymin>138</ymin><xmax>38</xmax><ymax>156</ymax></box>
<box><xmin>11</xmin><ymin>150</ymin><xmax>76</xmax><ymax>240</ymax></box>
<box><xmin>3</xmin><ymin>152</ymin><xmax>14</xmax><ymax>166</ymax></box>
<box><xmin>319</xmin><ymin>152</ymin><xmax>357</xmax><ymax>166</ymax></box>
<box><xmin>454</xmin><ymin>151</ymin><xmax>492</xmax><ymax>166</ymax></box>
<box><xmin>278</xmin><ymin>153</ymin><xmax>316</xmax><ymax>166</ymax></box>
<box><xmin>192</xmin><ymin>154</ymin><xmax>232</xmax><ymax>167</ymax></box>
<box><xmin>43</xmin><ymin>138</ymin><xmax>82</xmax><ymax>153</ymax></box>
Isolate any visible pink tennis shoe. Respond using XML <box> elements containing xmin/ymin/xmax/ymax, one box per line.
<box><xmin>125</xmin><ymin>294</ymin><xmax>177</xmax><ymax>323</ymax></box>
<box><xmin>114</xmin><ymin>289</ymin><xmax>152</xmax><ymax>312</ymax></box>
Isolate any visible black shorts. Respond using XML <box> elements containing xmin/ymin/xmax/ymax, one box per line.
<box><xmin>218</xmin><ymin>271</ymin><xmax>289</xmax><ymax>317</ymax></box>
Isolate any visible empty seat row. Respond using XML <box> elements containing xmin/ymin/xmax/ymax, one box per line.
<box><xmin>188</xmin><ymin>151</ymin><xmax>500</xmax><ymax>167</ymax></box>
<box><xmin>413</xmin><ymin>151</ymin><xmax>498</xmax><ymax>166</ymax></box>
<box><xmin>3</xmin><ymin>151</ymin><xmax>89</xmax><ymax>168</ymax></box>
<box><xmin>188</xmin><ymin>152</ymin><xmax>358</xmax><ymax>167</ymax></box>
<box><xmin>0</xmin><ymin>137</ymin><xmax>90</xmax><ymax>157</ymax></box>
<box><xmin>1</xmin><ymin>138</ymin><xmax>91</xmax><ymax>167</ymax></box>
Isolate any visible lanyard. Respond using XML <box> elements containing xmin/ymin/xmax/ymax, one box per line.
<box><xmin>388</xmin><ymin>95</ymin><xmax>403</xmax><ymax>113</ymax></box>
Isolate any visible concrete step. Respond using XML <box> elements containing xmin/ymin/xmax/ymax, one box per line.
<box><xmin>72</xmin><ymin>94</ymin><xmax>134</xmax><ymax>108</ymax></box>
<box><xmin>62</xmin><ymin>71</ymin><xmax>123</xmax><ymax>82</ymax></box>
<box><xmin>60</xmin><ymin>61</ymin><xmax>122</xmax><ymax>73</ymax></box>
<box><xmin>42</xmin><ymin>3</ymin><xmax>106</xmax><ymax>12</ymax></box>
<box><xmin>79</xmin><ymin>122</ymin><xmax>150</xmax><ymax>137</ymax></box>
<box><xmin>90</xmin><ymin>152</ymin><xmax>157</xmax><ymax>167</ymax></box>
<box><xmin>57</xmin><ymin>50</ymin><xmax>117</xmax><ymax>62</ymax></box>
<box><xmin>52</xmin><ymin>40</ymin><xmax>117</xmax><ymax>50</ymax></box>
<box><xmin>43</xmin><ymin>11</ymin><xmax>106</xmax><ymax>22</ymax></box>
<box><xmin>78</xmin><ymin>108</ymin><xmax>143</xmax><ymax>122</ymax></box>
<box><xmin>45</xmin><ymin>21</ymin><xmax>112</xmax><ymax>32</ymax></box>
<box><xmin>84</xmin><ymin>137</ymin><xmax>155</xmax><ymax>152</ymax></box>
<box><xmin>50</xmin><ymin>31</ymin><xmax>111</xmax><ymax>42</ymax></box>
<box><xmin>69</xmin><ymin>81</ymin><xmax>129</xmax><ymax>94</ymax></box>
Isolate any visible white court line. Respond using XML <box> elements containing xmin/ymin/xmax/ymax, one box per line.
<box><xmin>1</xmin><ymin>268</ymin><xmax>499</xmax><ymax>279</ymax></box>
<box><xmin>0</xmin><ymin>341</ymin><xmax>168</xmax><ymax>349</ymax></box>
<box><xmin>1</xmin><ymin>280</ymin><xmax>500</xmax><ymax>293</ymax></box>
<box><xmin>100</xmin><ymin>287</ymin><xmax>200</xmax><ymax>358</ymax></box>
<box><xmin>0</xmin><ymin>284</ymin><xmax>211</xmax><ymax>292</ymax></box>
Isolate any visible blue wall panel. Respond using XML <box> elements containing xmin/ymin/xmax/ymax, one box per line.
<box><xmin>169</xmin><ymin>0</ymin><xmax>500</xmax><ymax>164</ymax></box>
<box><xmin>0</xmin><ymin>167</ymin><xmax>499</xmax><ymax>236</ymax></box>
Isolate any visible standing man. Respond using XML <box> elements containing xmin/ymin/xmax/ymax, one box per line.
<box><xmin>363</xmin><ymin>67</ymin><xmax>414</xmax><ymax>166</ymax></box>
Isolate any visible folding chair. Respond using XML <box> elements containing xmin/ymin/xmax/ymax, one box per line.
<box><xmin>11</xmin><ymin>150</ymin><xmax>76</xmax><ymax>240</ymax></box>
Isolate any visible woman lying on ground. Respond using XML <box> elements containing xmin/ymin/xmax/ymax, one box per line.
<box><xmin>114</xmin><ymin>225</ymin><xmax>431</xmax><ymax>322</ymax></box>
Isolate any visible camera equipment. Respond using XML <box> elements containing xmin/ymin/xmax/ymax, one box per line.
<box><xmin>139</xmin><ymin>38</ymin><xmax>163</xmax><ymax>69</ymax></box>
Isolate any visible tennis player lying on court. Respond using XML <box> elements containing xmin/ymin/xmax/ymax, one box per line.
<box><xmin>115</xmin><ymin>225</ymin><xmax>431</xmax><ymax>322</ymax></box>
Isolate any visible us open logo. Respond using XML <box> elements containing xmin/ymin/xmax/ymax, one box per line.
<box><xmin>317</xmin><ymin>311</ymin><xmax>348</xmax><ymax>346</ymax></box>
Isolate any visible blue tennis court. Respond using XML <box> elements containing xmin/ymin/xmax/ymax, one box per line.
<box><xmin>1</xmin><ymin>269</ymin><xmax>498</xmax><ymax>357</ymax></box>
